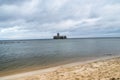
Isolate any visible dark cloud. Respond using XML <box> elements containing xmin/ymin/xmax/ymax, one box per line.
<box><xmin>0</xmin><ymin>0</ymin><xmax>28</xmax><ymax>5</ymax></box>
<box><xmin>0</xmin><ymin>0</ymin><xmax>120</xmax><ymax>39</ymax></box>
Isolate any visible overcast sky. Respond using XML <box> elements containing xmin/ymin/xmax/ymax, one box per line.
<box><xmin>0</xmin><ymin>0</ymin><xmax>120</xmax><ymax>39</ymax></box>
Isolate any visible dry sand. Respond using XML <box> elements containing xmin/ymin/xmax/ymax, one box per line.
<box><xmin>0</xmin><ymin>56</ymin><xmax>120</xmax><ymax>80</ymax></box>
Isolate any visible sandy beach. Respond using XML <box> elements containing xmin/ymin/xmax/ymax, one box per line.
<box><xmin>0</xmin><ymin>56</ymin><xmax>120</xmax><ymax>80</ymax></box>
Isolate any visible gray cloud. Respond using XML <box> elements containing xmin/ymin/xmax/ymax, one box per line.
<box><xmin>0</xmin><ymin>0</ymin><xmax>30</xmax><ymax>5</ymax></box>
<box><xmin>0</xmin><ymin>0</ymin><xmax>120</xmax><ymax>39</ymax></box>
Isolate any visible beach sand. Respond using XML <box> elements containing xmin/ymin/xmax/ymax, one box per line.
<box><xmin>0</xmin><ymin>56</ymin><xmax>120</xmax><ymax>80</ymax></box>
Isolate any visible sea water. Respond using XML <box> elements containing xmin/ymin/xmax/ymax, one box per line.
<box><xmin>0</xmin><ymin>38</ymin><xmax>120</xmax><ymax>72</ymax></box>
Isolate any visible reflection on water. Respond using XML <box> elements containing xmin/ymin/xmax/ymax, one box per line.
<box><xmin>0</xmin><ymin>38</ymin><xmax>120</xmax><ymax>72</ymax></box>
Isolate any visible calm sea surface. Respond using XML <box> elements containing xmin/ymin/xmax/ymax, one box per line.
<box><xmin>0</xmin><ymin>38</ymin><xmax>120</xmax><ymax>72</ymax></box>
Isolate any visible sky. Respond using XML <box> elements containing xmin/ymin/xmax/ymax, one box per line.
<box><xmin>0</xmin><ymin>0</ymin><xmax>120</xmax><ymax>39</ymax></box>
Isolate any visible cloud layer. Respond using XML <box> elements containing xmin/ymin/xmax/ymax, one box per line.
<box><xmin>0</xmin><ymin>0</ymin><xmax>120</xmax><ymax>39</ymax></box>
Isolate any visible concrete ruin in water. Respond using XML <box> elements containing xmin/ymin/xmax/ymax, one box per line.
<box><xmin>53</xmin><ymin>33</ymin><xmax>67</xmax><ymax>39</ymax></box>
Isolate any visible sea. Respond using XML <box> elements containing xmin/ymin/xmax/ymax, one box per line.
<box><xmin>0</xmin><ymin>38</ymin><xmax>120</xmax><ymax>73</ymax></box>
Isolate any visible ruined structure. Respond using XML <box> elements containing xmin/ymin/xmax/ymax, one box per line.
<box><xmin>53</xmin><ymin>33</ymin><xmax>67</xmax><ymax>39</ymax></box>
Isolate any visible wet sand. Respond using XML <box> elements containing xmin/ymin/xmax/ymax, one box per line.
<box><xmin>0</xmin><ymin>56</ymin><xmax>120</xmax><ymax>80</ymax></box>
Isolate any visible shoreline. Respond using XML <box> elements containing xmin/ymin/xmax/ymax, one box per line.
<box><xmin>0</xmin><ymin>55</ymin><xmax>119</xmax><ymax>80</ymax></box>
<box><xmin>0</xmin><ymin>55</ymin><xmax>115</xmax><ymax>77</ymax></box>
<box><xmin>0</xmin><ymin>55</ymin><xmax>103</xmax><ymax>77</ymax></box>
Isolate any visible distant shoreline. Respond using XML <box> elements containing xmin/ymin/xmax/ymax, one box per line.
<box><xmin>1</xmin><ymin>37</ymin><xmax>120</xmax><ymax>41</ymax></box>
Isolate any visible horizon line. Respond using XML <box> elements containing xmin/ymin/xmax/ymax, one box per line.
<box><xmin>1</xmin><ymin>37</ymin><xmax>120</xmax><ymax>41</ymax></box>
